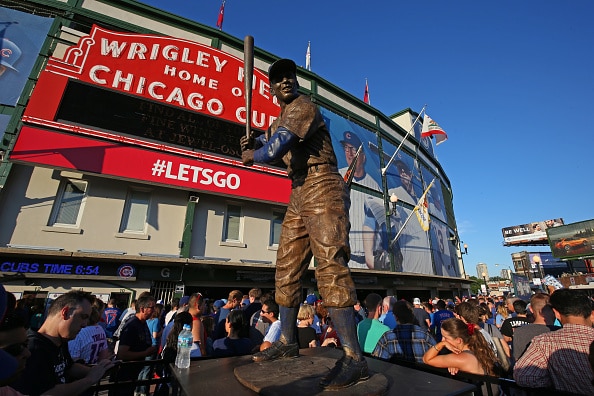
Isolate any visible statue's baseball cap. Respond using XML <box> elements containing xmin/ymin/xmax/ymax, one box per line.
<box><xmin>268</xmin><ymin>58</ymin><xmax>296</xmax><ymax>83</ymax></box>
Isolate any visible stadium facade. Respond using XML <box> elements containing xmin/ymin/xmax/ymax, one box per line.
<box><xmin>0</xmin><ymin>0</ymin><xmax>471</xmax><ymax>305</ymax></box>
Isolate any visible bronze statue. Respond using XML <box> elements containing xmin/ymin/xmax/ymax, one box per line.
<box><xmin>240</xmin><ymin>59</ymin><xmax>368</xmax><ymax>389</ymax></box>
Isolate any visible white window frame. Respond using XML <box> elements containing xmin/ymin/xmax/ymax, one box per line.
<box><xmin>47</xmin><ymin>178</ymin><xmax>88</xmax><ymax>228</ymax></box>
<box><xmin>221</xmin><ymin>203</ymin><xmax>244</xmax><ymax>246</ymax></box>
<box><xmin>269</xmin><ymin>210</ymin><xmax>285</xmax><ymax>249</ymax></box>
<box><xmin>118</xmin><ymin>188</ymin><xmax>151</xmax><ymax>235</ymax></box>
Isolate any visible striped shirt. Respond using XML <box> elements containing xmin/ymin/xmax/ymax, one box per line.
<box><xmin>513</xmin><ymin>324</ymin><xmax>594</xmax><ymax>395</ymax></box>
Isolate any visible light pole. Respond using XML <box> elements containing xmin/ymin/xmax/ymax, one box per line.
<box><xmin>533</xmin><ymin>255</ymin><xmax>544</xmax><ymax>286</ymax></box>
<box><xmin>390</xmin><ymin>193</ymin><xmax>398</xmax><ymax>215</ymax></box>
<box><xmin>482</xmin><ymin>271</ymin><xmax>488</xmax><ymax>296</ymax></box>
<box><xmin>461</xmin><ymin>243</ymin><xmax>468</xmax><ymax>255</ymax></box>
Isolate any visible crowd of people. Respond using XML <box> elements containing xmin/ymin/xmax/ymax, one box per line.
<box><xmin>2</xmin><ymin>283</ymin><xmax>594</xmax><ymax>395</ymax></box>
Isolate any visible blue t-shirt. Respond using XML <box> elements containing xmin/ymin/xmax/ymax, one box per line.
<box><xmin>379</xmin><ymin>312</ymin><xmax>397</xmax><ymax>330</ymax></box>
<box><xmin>212</xmin><ymin>337</ymin><xmax>253</xmax><ymax>358</ymax></box>
<box><xmin>146</xmin><ymin>318</ymin><xmax>161</xmax><ymax>347</ymax></box>
<box><xmin>431</xmin><ymin>309</ymin><xmax>455</xmax><ymax>342</ymax></box>
<box><xmin>103</xmin><ymin>307</ymin><xmax>122</xmax><ymax>337</ymax></box>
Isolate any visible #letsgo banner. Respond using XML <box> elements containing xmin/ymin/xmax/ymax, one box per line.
<box><xmin>11</xmin><ymin>127</ymin><xmax>291</xmax><ymax>204</ymax></box>
<box><xmin>42</xmin><ymin>25</ymin><xmax>279</xmax><ymax>129</ymax></box>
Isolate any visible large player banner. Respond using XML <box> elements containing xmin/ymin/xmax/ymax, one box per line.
<box><xmin>0</xmin><ymin>7</ymin><xmax>52</xmax><ymax>106</ymax></box>
<box><xmin>321</xmin><ymin>107</ymin><xmax>383</xmax><ymax>269</ymax></box>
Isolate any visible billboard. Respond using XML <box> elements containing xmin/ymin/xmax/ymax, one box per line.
<box><xmin>320</xmin><ymin>108</ymin><xmax>384</xmax><ymax>270</ymax></box>
<box><xmin>511</xmin><ymin>273</ymin><xmax>531</xmax><ymax>301</ymax></box>
<box><xmin>547</xmin><ymin>219</ymin><xmax>594</xmax><ymax>260</ymax></box>
<box><xmin>502</xmin><ymin>218</ymin><xmax>564</xmax><ymax>246</ymax></box>
<box><xmin>0</xmin><ymin>7</ymin><xmax>53</xmax><ymax>106</ymax></box>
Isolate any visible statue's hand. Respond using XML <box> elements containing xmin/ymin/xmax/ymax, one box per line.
<box><xmin>240</xmin><ymin>134</ymin><xmax>254</xmax><ymax>151</ymax></box>
<box><xmin>242</xmin><ymin>149</ymin><xmax>254</xmax><ymax>166</ymax></box>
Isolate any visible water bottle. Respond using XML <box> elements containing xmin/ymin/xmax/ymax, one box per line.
<box><xmin>175</xmin><ymin>324</ymin><xmax>192</xmax><ymax>369</ymax></box>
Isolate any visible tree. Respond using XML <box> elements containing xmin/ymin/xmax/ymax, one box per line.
<box><xmin>467</xmin><ymin>276</ymin><xmax>483</xmax><ymax>295</ymax></box>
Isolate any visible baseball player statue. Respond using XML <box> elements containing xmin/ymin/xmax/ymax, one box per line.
<box><xmin>241</xmin><ymin>59</ymin><xmax>368</xmax><ymax>389</ymax></box>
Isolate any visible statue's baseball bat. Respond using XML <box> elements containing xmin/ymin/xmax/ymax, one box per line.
<box><xmin>244</xmin><ymin>35</ymin><xmax>254</xmax><ymax>140</ymax></box>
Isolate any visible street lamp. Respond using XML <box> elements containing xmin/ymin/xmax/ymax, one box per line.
<box><xmin>533</xmin><ymin>255</ymin><xmax>543</xmax><ymax>280</ymax></box>
<box><xmin>390</xmin><ymin>193</ymin><xmax>398</xmax><ymax>215</ymax></box>
<box><xmin>482</xmin><ymin>271</ymin><xmax>488</xmax><ymax>296</ymax></box>
<box><xmin>459</xmin><ymin>242</ymin><xmax>468</xmax><ymax>255</ymax></box>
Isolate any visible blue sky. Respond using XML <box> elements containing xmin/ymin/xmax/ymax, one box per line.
<box><xmin>139</xmin><ymin>0</ymin><xmax>594</xmax><ymax>278</ymax></box>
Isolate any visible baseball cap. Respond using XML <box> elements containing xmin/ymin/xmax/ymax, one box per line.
<box><xmin>241</xmin><ymin>298</ymin><xmax>250</xmax><ymax>307</ymax></box>
<box><xmin>0</xmin><ymin>38</ymin><xmax>22</xmax><ymax>72</ymax></box>
<box><xmin>213</xmin><ymin>299</ymin><xmax>225</xmax><ymax>309</ymax></box>
<box><xmin>340</xmin><ymin>131</ymin><xmax>362</xmax><ymax>148</ymax></box>
<box><xmin>305</xmin><ymin>294</ymin><xmax>317</xmax><ymax>305</ymax></box>
<box><xmin>179</xmin><ymin>296</ymin><xmax>190</xmax><ymax>306</ymax></box>
<box><xmin>395</xmin><ymin>159</ymin><xmax>410</xmax><ymax>173</ymax></box>
<box><xmin>268</xmin><ymin>58</ymin><xmax>296</xmax><ymax>83</ymax></box>
<box><xmin>413</xmin><ymin>298</ymin><xmax>421</xmax><ymax>305</ymax></box>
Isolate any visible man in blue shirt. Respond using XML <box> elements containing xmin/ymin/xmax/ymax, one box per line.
<box><xmin>430</xmin><ymin>299</ymin><xmax>454</xmax><ymax>342</ymax></box>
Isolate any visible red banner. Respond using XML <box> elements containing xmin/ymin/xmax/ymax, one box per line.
<box><xmin>35</xmin><ymin>25</ymin><xmax>279</xmax><ymax>130</ymax></box>
<box><xmin>11</xmin><ymin>127</ymin><xmax>291</xmax><ymax>204</ymax></box>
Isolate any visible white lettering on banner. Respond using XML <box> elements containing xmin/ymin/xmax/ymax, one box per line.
<box><xmin>101</xmin><ymin>39</ymin><xmax>229</xmax><ymax>72</ymax></box>
<box><xmin>90</xmin><ymin>37</ymin><xmax>280</xmax><ymax>128</ymax></box>
<box><xmin>163</xmin><ymin>65</ymin><xmax>219</xmax><ymax>89</ymax></box>
<box><xmin>152</xmin><ymin>159</ymin><xmax>240</xmax><ymax>190</ymax></box>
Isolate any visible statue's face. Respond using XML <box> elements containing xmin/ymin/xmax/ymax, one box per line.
<box><xmin>270</xmin><ymin>71</ymin><xmax>299</xmax><ymax>103</ymax></box>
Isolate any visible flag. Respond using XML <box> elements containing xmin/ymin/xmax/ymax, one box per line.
<box><xmin>216</xmin><ymin>0</ymin><xmax>226</xmax><ymax>30</ymax></box>
<box><xmin>421</xmin><ymin>114</ymin><xmax>448</xmax><ymax>145</ymax></box>
<box><xmin>305</xmin><ymin>41</ymin><xmax>311</xmax><ymax>71</ymax></box>
<box><xmin>414</xmin><ymin>192</ymin><xmax>430</xmax><ymax>231</ymax></box>
<box><xmin>343</xmin><ymin>144</ymin><xmax>363</xmax><ymax>188</ymax></box>
<box><xmin>363</xmin><ymin>79</ymin><xmax>370</xmax><ymax>104</ymax></box>
<box><xmin>414</xmin><ymin>179</ymin><xmax>434</xmax><ymax>231</ymax></box>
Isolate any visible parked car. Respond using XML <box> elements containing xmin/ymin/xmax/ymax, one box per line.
<box><xmin>555</xmin><ymin>237</ymin><xmax>589</xmax><ymax>251</ymax></box>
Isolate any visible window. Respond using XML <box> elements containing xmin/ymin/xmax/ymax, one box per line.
<box><xmin>120</xmin><ymin>190</ymin><xmax>150</xmax><ymax>233</ymax></box>
<box><xmin>49</xmin><ymin>179</ymin><xmax>87</xmax><ymax>227</ymax></box>
<box><xmin>223</xmin><ymin>204</ymin><xmax>242</xmax><ymax>242</ymax></box>
<box><xmin>270</xmin><ymin>210</ymin><xmax>285</xmax><ymax>247</ymax></box>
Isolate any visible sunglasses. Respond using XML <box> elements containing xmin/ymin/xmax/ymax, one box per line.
<box><xmin>3</xmin><ymin>342</ymin><xmax>28</xmax><ymax>357</ymax></box>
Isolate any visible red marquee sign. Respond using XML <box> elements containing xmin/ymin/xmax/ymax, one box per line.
<box><xmin>28</xmin><ymin>25</ymin><xmax>279</xmax><ymax>128</ymax></box>
<box><xmin>11</xmin><ymin>126</ymin><xmax>291</xmax><ymax>204</ymax></box>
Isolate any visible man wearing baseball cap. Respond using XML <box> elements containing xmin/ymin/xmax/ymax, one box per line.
<box><xmin>240</xmin><ymin>58</ymin><xmax>367</xmax><ymax>389</ymax></box>
<box><xmin>338</xmin><ymin>131</ymin><xmax>381</xmax><ymax>270</ymax></box>
<box><xmin>412</xmin><ymin>298</ymin><xmax>430</xmax><ymax>332</ymax></box>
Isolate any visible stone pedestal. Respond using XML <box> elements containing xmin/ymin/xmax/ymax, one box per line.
<box><xmin>234</xmin><ymin>353</ymin><xmax>388</xmax><ymax>395</ymax></box>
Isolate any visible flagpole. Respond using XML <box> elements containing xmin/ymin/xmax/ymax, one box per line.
<box><xmin>389</xmin><ymin>178</ymin><xmax>435</xmax><ymax>248</ymax></box>
<box><xmin>306</xmin><ymin>41</ymin><xmax>311</xmax><ymax>71</ymax></box>
<box><xmin>381</xmin><ymin>104</ymin><xmax>426</xmax><ymax>176</ymax></box>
